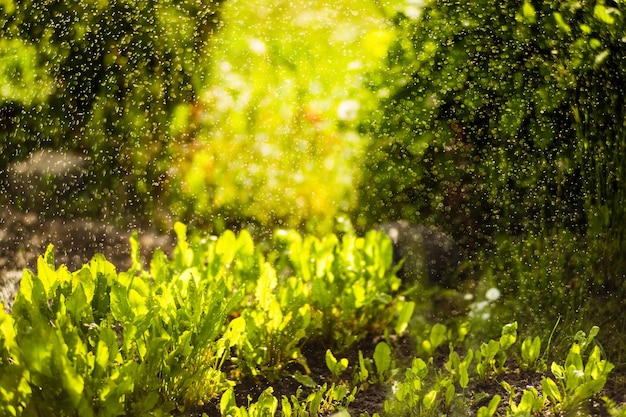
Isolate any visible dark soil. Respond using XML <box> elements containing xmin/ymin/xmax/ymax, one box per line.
<box><xmin>0</xmin><ymin>203</ymin><xmax>174</xmax><ymax>311</ymax></box>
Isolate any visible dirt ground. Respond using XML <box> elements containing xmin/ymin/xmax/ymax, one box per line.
<box><xmin>0</xmin><ymin>203</ymin><xmax>173</xmax><ymax>311</ymax></box>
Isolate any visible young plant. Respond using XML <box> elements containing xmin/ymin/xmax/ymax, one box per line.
<box><xmin>372</xmin><ymin>341</ymin><xmax>393</xmax><ymax>383</ymax></box>
<box><xmin>502</xmin><ymin>381</ymin><xmax>545</xmax><ymax>416</ymax></box>
<box><xmin>541</xmin><ymin>334</ymin><xmax>614</xmax><ymax>415</ymax></box>
<box><xmin>445</xmin><ymin>345</ymin><xmax>474</xmax><ymax>389</ymax></box>
<box><xmin>475</xmin><ymin>322</ymin><xmax>518</xmax><ymax>380</ymax></box>
<box><xmin>326</xmin><ymin>349</ymin><xmax>349</xmax><ymax>381</ymax></box>
<box><xmin>384</xmin><ymin>355</ymin><xmax>450</xmax><ymax>417</ymax></box>
<box><xmin>518</xmin><ymin>335</ymin><xmax>544</xmax><ymax>371</ymax></box>
<box><xmin>418</xmin><ymin>323</ymin><xmax>449</xmax><ymax>358</ymax></box>
<box><xmin>3</xmin><ymin>238</ymin><xmax>237</xmax><ymax>416</ymax></box>
<box><xmin>272</xmin><ymin>229</ymin><xmax>402</xmax><ymax>351</ymax></box>
<box><xmin>476</xmin><ymin>395</ymin><xmax>501</xmax><ymax>417</ymax></box>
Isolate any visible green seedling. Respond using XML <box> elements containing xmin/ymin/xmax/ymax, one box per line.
<box><xmin>223</xmin><ymin>383</ymin><xmax>356</xmax><ymax>417</ymax></box>
<box><xmin>273</xmin><ymin>229</ymin><xmax>401</xmax><ymax>351</ymax></box>
<box><xmin>373</xmin><ymin>341</ymin><xmax>392</xmax><ymax>383</ymax></box>
<box><xmin>502</xmin><ymin>381</ymin><xmax>545</xmax><ymax>416</ymax></box>
<box><xmin>542</xmin><ymin>336</ymin><xmax>614</xmax><ymax>414</ymax></box>
<box><xmin>445</xmin><ymin>345</ymin><xmax>473</xmax><ymax>389</ymax></box>
<box><xmin>3</xmin><ymin>239</ymin><xmax>237</xmax><ymax>416</ymax></box>
<box><xmin>220</xmin><ymin>387</ymin><xmax>279</xmax><ymax>417</ymax></box>
<box><xmin>476</xmin><ymin>395</ymin><xmax>501</xmax><ymax>417</ymax></box>
<box><xmin>353</xmin><ymin>350</ymin><xmax>371</xmax><ymax>386</ymax></box>
<box><xmin>326</xmin><ymin>349</ymin><xmax>349</xmax><ymax>381</ymax></box>
<box><xmin>476</xmin><ymin>322</ymin><xmax>517</xmax><ymax>379</ymax></box>
<box><xmin>385</xmin><ymin>353</ymin><xmax>458</xmax><ymax>416</ymax></box>
<box><xmin>419</xmin><ymin>323</ymin><xmax>449</xmax><ymax>358</ymax></box>
<box><xmin>519</xmin><ymin>335</ymin><xmax>544</xmax><ymax>371</ymax></box>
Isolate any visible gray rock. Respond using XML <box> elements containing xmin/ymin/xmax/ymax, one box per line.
<box><xmin>378</xmin><ymin>220</ymin><xmax>461</xmax><ymax>288</ymax></box>
<box><xmin>6</xmin><ymin>149</ymin><xmax>88</xmax><ymax>215</ymax></box>
<box><xmin>0</xmin><ymin>270</ymin><xmax>21</xmax><ymax>313</ymax></box>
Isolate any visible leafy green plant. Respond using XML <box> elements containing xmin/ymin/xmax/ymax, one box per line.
<box><xmin>220</xmin><ymin>382</ymin><xmax>356</xmax><ymax>417</ymax></box>
<box><xmin>1</xmin><ymin>223</ymin><xmax>622</xmax><ymax>417</ymax></box>
<box><xmin>326</xmin><ymin>350</ymin><xmax>349</xmax><ymax>381</ymax></box>
<box><xmin>541</xmin><ymin>330</ymin><xmax>614</xmax><ymax>414</ymax></box>
<box><xmin>271</xmin><ymin>228</ymin><xmax>403</xmax><ymax>351</ymax></box>
<box><xmin>476</xmin><ymin>395</ymin><xmax>501</xmax><ymax>417</ymax></box>
<box><xmin>372</xmin><ymin>341</ymin><xmax>393</xmax><ymax>384</ymax></box>
<box><xmin>475</xmin><ymin>322</ymin><xmax>518</xmax><ymax>380</ymax></box>
<box><xmin>518</xmin><ymin>335</ymin><xmax>544</xmax><ymax>371</ymax></box>
<box><xmin>502</xmin><ymin>381</ymin><xmax>545</xmax><ymax>416</ymax></box>
<box><xmin>418</xmin><ymin>323</ymin><xmax>449</xmax><ymax>358</ymax></box>
<box><xmin>384</xmin><ymin>356</ymin><xmax>435</xmax><ymax>416</ymax></box>
<box><xmin>445</xmin><ymin>345</ymin><xmax>473</xmax><ymax>389</ymax></box>
<box><xmin>1</xmin><ymin>237</ymin><xmax>237</xmax><ymax>416</ymax></box>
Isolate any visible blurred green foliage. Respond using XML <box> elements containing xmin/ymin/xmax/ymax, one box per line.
<box><xmin>164</xmin><ymin>0</ymin><xmax>395</xmax><ymax>234</ymax></box>
<box><xmin>1</xmin><ymin>0</ymin><xmax>224</xmax><ymax>219</ymax></box>
<box><xmin>357</xmin><ymin>0</ymin><xmax>626</xmax><ymax>294</ymax></box>
<box><xmin>359</xmin><ymin>0</ymin><xmax>625</xmax><ymax>237</ymax></box>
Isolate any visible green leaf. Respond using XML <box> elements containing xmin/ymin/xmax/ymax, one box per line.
<box><xmin>423</xmin><ymin>389</ymin><xmax>437</xmax><ymax>410</ymax></box>
<box><xmin>373</xmin><ymin>341</ymin><xmax>391</xmax><ymax>380</ymax></box>
<box><xmin>482</xmin><ymin>339</ymin><xmax>500</xmax><ymax>358</ymax></box>
<box><xmin>551</xmin><ymin>361</ymin><xmax>565</xmax><ymax>380</ymax></box>
<box><xmin>66</xmin><ymin>283</ymin><xmax>89</xmax><ymax>322</ymax></box>
<box><xmin>357</xmin><ymin>351</ymin><xmax>369</xmax><ymax>383</ymax></box>
<box><xmin>293</xmin><ymin>371</ymin><xmax>317</xmax><ymax>388</ymax></box>
<box><xmin>459</xmin><ymin>350</ymin><xmax>473</xmax><ymax>389</ymax></box>
<box><xmin>499</xmin><ymin>322</ymin><xmax>517</xmax><ymax>350</ymax></box>
<box><xmin>445</xmin><ymin>382</ymin><xmax>455</xmax><ymax>406</ymax></box>
<box><xmin>309</xmin><ymin>389</ymin><xmax>323</xmax><ymax>415</ymax></box>
<box><xmin>521</xmin><ymin>1</ymin><xmax>536</xmax><ymax>24</ymax></box>
<box><xmin>478</xmin><ymin>394</ymin><xmax>501</xmax><ymax>417</ymax></box>
<box><xmin>220</xmin><ymin>388</ymin><xmax>236</xmax><ymax>415</ymax></box>
<box><xmin>325</xmin><ymin>349</ymin><xmax>338</xmax><ymax>372</ymax></box>
<box><xmin>541</xmin><ymin>377</ymin><xmax>562</xmax><ymax>403</ymax></box>
<box><xmin>487</xmin><ymin>394</ymin><xmax>501</xmax><ymax>415</ymax></box>
<box><xmin>430</xmin><ymin>323</ymin><xmax>448</xmax><ymax>351</ymax></box>
<box><xmin>0</xmin><ymin>308</ymin><xmax>17</xmax><ymax>353</ymax></box>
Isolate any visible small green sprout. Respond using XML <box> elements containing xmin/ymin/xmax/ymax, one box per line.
<box><xmin>419</xmin><ymin>322</ymin><xmax>449</xmax><ymax>357</ymax></box>
<box><xmin>373</xmin><ymin>341</ymin><xmax>392</xmax><ymax>383</ymax></box>
<box><xmin>476</xmin><ymin>322</ymin><xmax>517</xmax><ymax>379</ymax></box>
<box><xmin>541</xmin><ymin>330</ymin><xmax>614</xmax><ymax>414</ymax></box>
<box><xmin>502</xmin><ymin>381</ymin><xmax>545</xmax><ymax>416</ymax></box>
<box><xmin>519</xmin><ymin>335</ymin><xmax>544</xmax><ymax>371</ymax></box>
<box><xmin>326</xmin><ymin>349</ymin><xmax>349</xmax><ymax>380</ymax></box>
<box><xmin>477</xmin><ymin>395</ymin><xmax>501</xmax><ymax>417</ymax></box>
<box><xmin>445</xmin><ymin>345</ymin><xmax>473</xmax><ymax>389</ymax></box>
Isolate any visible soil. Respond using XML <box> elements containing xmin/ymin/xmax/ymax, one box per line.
<box><xmin>0</xmin><ymin>203</ymin><xmax>174</xmax><ymax>311</ymax></box>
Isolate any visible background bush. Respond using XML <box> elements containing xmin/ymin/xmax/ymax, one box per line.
<box><xmin>356</xmin><ymin>0</ymin><xmax>626</xmax><ymax>341</ymax></box>
<box><xmin>0</xmin><ymin>0</ymin><xmax>224</xmax><ymax>221</ymax></box>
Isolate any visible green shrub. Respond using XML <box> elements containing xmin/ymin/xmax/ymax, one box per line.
<box><xmin>0</xmin><ymin>0</ymin><xmax>225</xmax><ymax>218</ymax></box>
<box><xmin>355</xmin><ymin>0</ymin><xmax>626</xmax><ymax>353</ymax></box>
<box><xmin>358</xmin><ymin>0</ymin><xmax>626</xmax><ymax>249</ymax></box>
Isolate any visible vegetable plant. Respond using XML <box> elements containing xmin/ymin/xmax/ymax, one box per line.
<box><xmin>542</xmin><ymin>339</ymin><xmax>614</xmax><ymax>414</ymax></box>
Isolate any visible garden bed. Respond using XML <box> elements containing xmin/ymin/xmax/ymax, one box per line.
<box><xmin>1</xmin><ymin>213</ymin><xmax>624</xmax><ymax>416</ymax></box>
